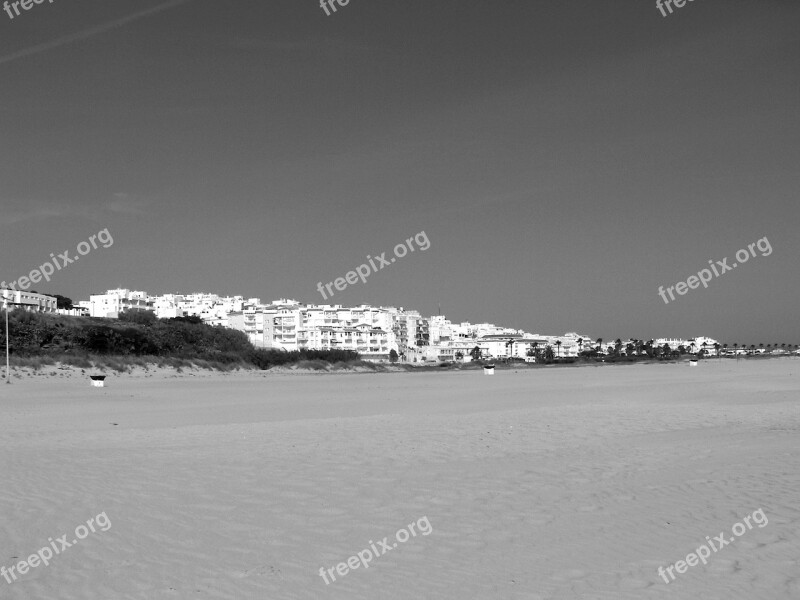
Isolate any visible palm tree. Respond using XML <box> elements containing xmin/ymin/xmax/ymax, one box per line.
<box><xmin>714</xmin><ymin>343</ymin><xmax>721</xmax><ymax>358</ymax></box>
<box><xmin>689</xmin><ymin>341</ymin><xmax>697</xmax><ymax>354</ymax></box>
<box><xmin>577</xmin><ymin>338</ymin><xmax>583</xmax><ymax>356</ymax></box>
<box><xmin>555</xmin><ymin>340</ymin><xmax>562</xmax><ymax>358</ymax></box>
<box><xmin>596</xmin><ymin>338</ymin><xmax>603</xmax><ymax>353</ymax></box>
<box><xmin>505</xmin><ymin>338</ymin><xmax>515</xmax><ymax>360</ymax></box>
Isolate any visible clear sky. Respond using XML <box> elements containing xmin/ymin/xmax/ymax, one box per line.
<box><xmin>1</xmin><ymin>0</ymin><xmax>798</xmax><ymax>345</ymax></box>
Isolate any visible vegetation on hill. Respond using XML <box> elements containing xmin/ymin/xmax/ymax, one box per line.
<box><xmin>0</xmin><ymin>310</ymin><xmax>361</xmax><ymax>371</ymax></box>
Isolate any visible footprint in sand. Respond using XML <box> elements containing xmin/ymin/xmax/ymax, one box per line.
<box><xmin>235</xmin><ymin>564</ymin><xmax>283</xmax><ymax>579</ymax></box>
<box><xmin>553</xmin><ymin>569</ymin><xmax>588</xmax><ymax>581</ymax></box>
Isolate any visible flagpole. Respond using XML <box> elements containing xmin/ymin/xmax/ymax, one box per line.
<box><xmin>4</xmin><ymin>292</ymin><xmax>9</xmax><ymax>384</ymax></box>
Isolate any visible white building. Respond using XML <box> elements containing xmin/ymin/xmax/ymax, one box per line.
<box><xmin>153</xmin><ymin>294</ymin><xmax>185</xmax><ymax>319</ymax></box>
<box><xmin>419</xmin><ymin>340</ymin><xmax>487</xmax><ymax>363</ymax></box>
<box><xmin>151</xmin><ymin>292</ymin><xmax>248</xmax><ymax>322</ymax></box>
<box><xmin>271</xmin><ymin>302</ymin><xmax>302</xmax><ymax>350</ymax></box>
<box><xmin>228</xmin><ymin>308</ymin><xmax>274</xmax><ymax>348</ymax></box>
<box><xmin>654</xmin><ymin>338</ymin><xmax>689</xmax><ymax>350</ymax></box>
<box><xmin>88</xmin><ymin>289</ymin><xmax>154</xmax><ymax>318</ymax></box>
<box><xmin>395</xmin><ymin>310</ymin><xmax>430</xmax><ymax>354</ymax></box>
<box><xmin>57</xmin><ymin>306</ymin><xmax>89</xmax><ymax>317</ymax></box>
<box><xmin>429</xmin><ymin>315</ymin><xmax>453</xmax><ymax>344</ymax></box>
<box><xmin>224</xmin><ymin>301</ymin><xmax>399</xmax><ymax>359</ymax></box>
<box><xmin>476</xmin><ymin>334</ymin><xmax>524</xmax><ymax>359</ymax></box>
<box><xmin>0</xmin><ymin>289</ymin><xmax>57</xmax><ymax>313</ymax></box>
<box><xmin>512</xmin><ymin>337</ymin><xmax>550</xmax><ymax>359</ymax></box>
<box><xmin>543</xmin><ymin>333</ymin><xmax>594</xmax><ymax>357</ymax></box>
<box><xmin>689</xmin><ymin>337</ymin><xmax>719</xmax><ymax>353</ymax></box>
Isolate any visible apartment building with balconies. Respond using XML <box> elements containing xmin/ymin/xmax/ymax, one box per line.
<box><xmin>1</xmin><ymin>289</ymin><xmax>58</xmax><ymax>313</ymax></box>
<box><xmin>88</xmin><ymin>289</ymin><xmax>154</xmax><ymax>318</ymax></box>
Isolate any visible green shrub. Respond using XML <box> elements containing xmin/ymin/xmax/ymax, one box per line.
<box><xmin>0</xmin><ymin>311</ymin><xmax>363</xmax><ymax>371</ymax></box>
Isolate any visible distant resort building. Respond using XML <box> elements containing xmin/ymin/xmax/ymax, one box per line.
<box><xmin>0</xmin><ymin>289</ymin><xmax>57</xmax><ymax>313</ymax></box>
<box><xmin>690</xmin><ymin>336</ymin><xmax>720</xmax><ymax>352</ymax></box>
<box><xmin>57</xmin><ymin>305</ymin><xmax>89</xmax><ymax>317</ymax></box>
<box><xmin>88</xmin><ymin>288</ymin><xmax>153</xmax><ymax>318</ymax></box>
<box><xmin>653</xmin><ymin>338</ymin><xmax>689</xmax><ymax>350</ymax></box>
<box><xmin>653</xmin><ymin>337</ymin><xmax>719</xmax><ymax>353</ymax></box>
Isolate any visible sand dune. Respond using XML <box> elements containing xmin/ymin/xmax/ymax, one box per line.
<box><xmin>1</xmin><ymin>359</ymin><xmax>798</xmax><ymax>599</ymax></box>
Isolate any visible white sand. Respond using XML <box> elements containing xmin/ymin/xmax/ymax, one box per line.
<box><xmin>1</xmin><ymin>359</ymin><xmax>798</xmax><ymax>599</ymax></box>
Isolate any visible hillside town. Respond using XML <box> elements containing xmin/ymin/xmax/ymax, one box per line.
<box><xmin>3</xmin><ymin>287</ymin><xmax>779</xmax><ymax>364</ymax></box>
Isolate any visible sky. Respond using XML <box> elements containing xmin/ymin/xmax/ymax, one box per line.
<box><xmin>1</xmin><ymin>0</ymin><xmax>798</xmax><ymax>345</ymax></box>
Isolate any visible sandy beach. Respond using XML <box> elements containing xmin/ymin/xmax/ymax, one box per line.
<box><xmin>1</xmin><ymin>359</ymin><xmax>798</xmax><ymax>599</ymax></box>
